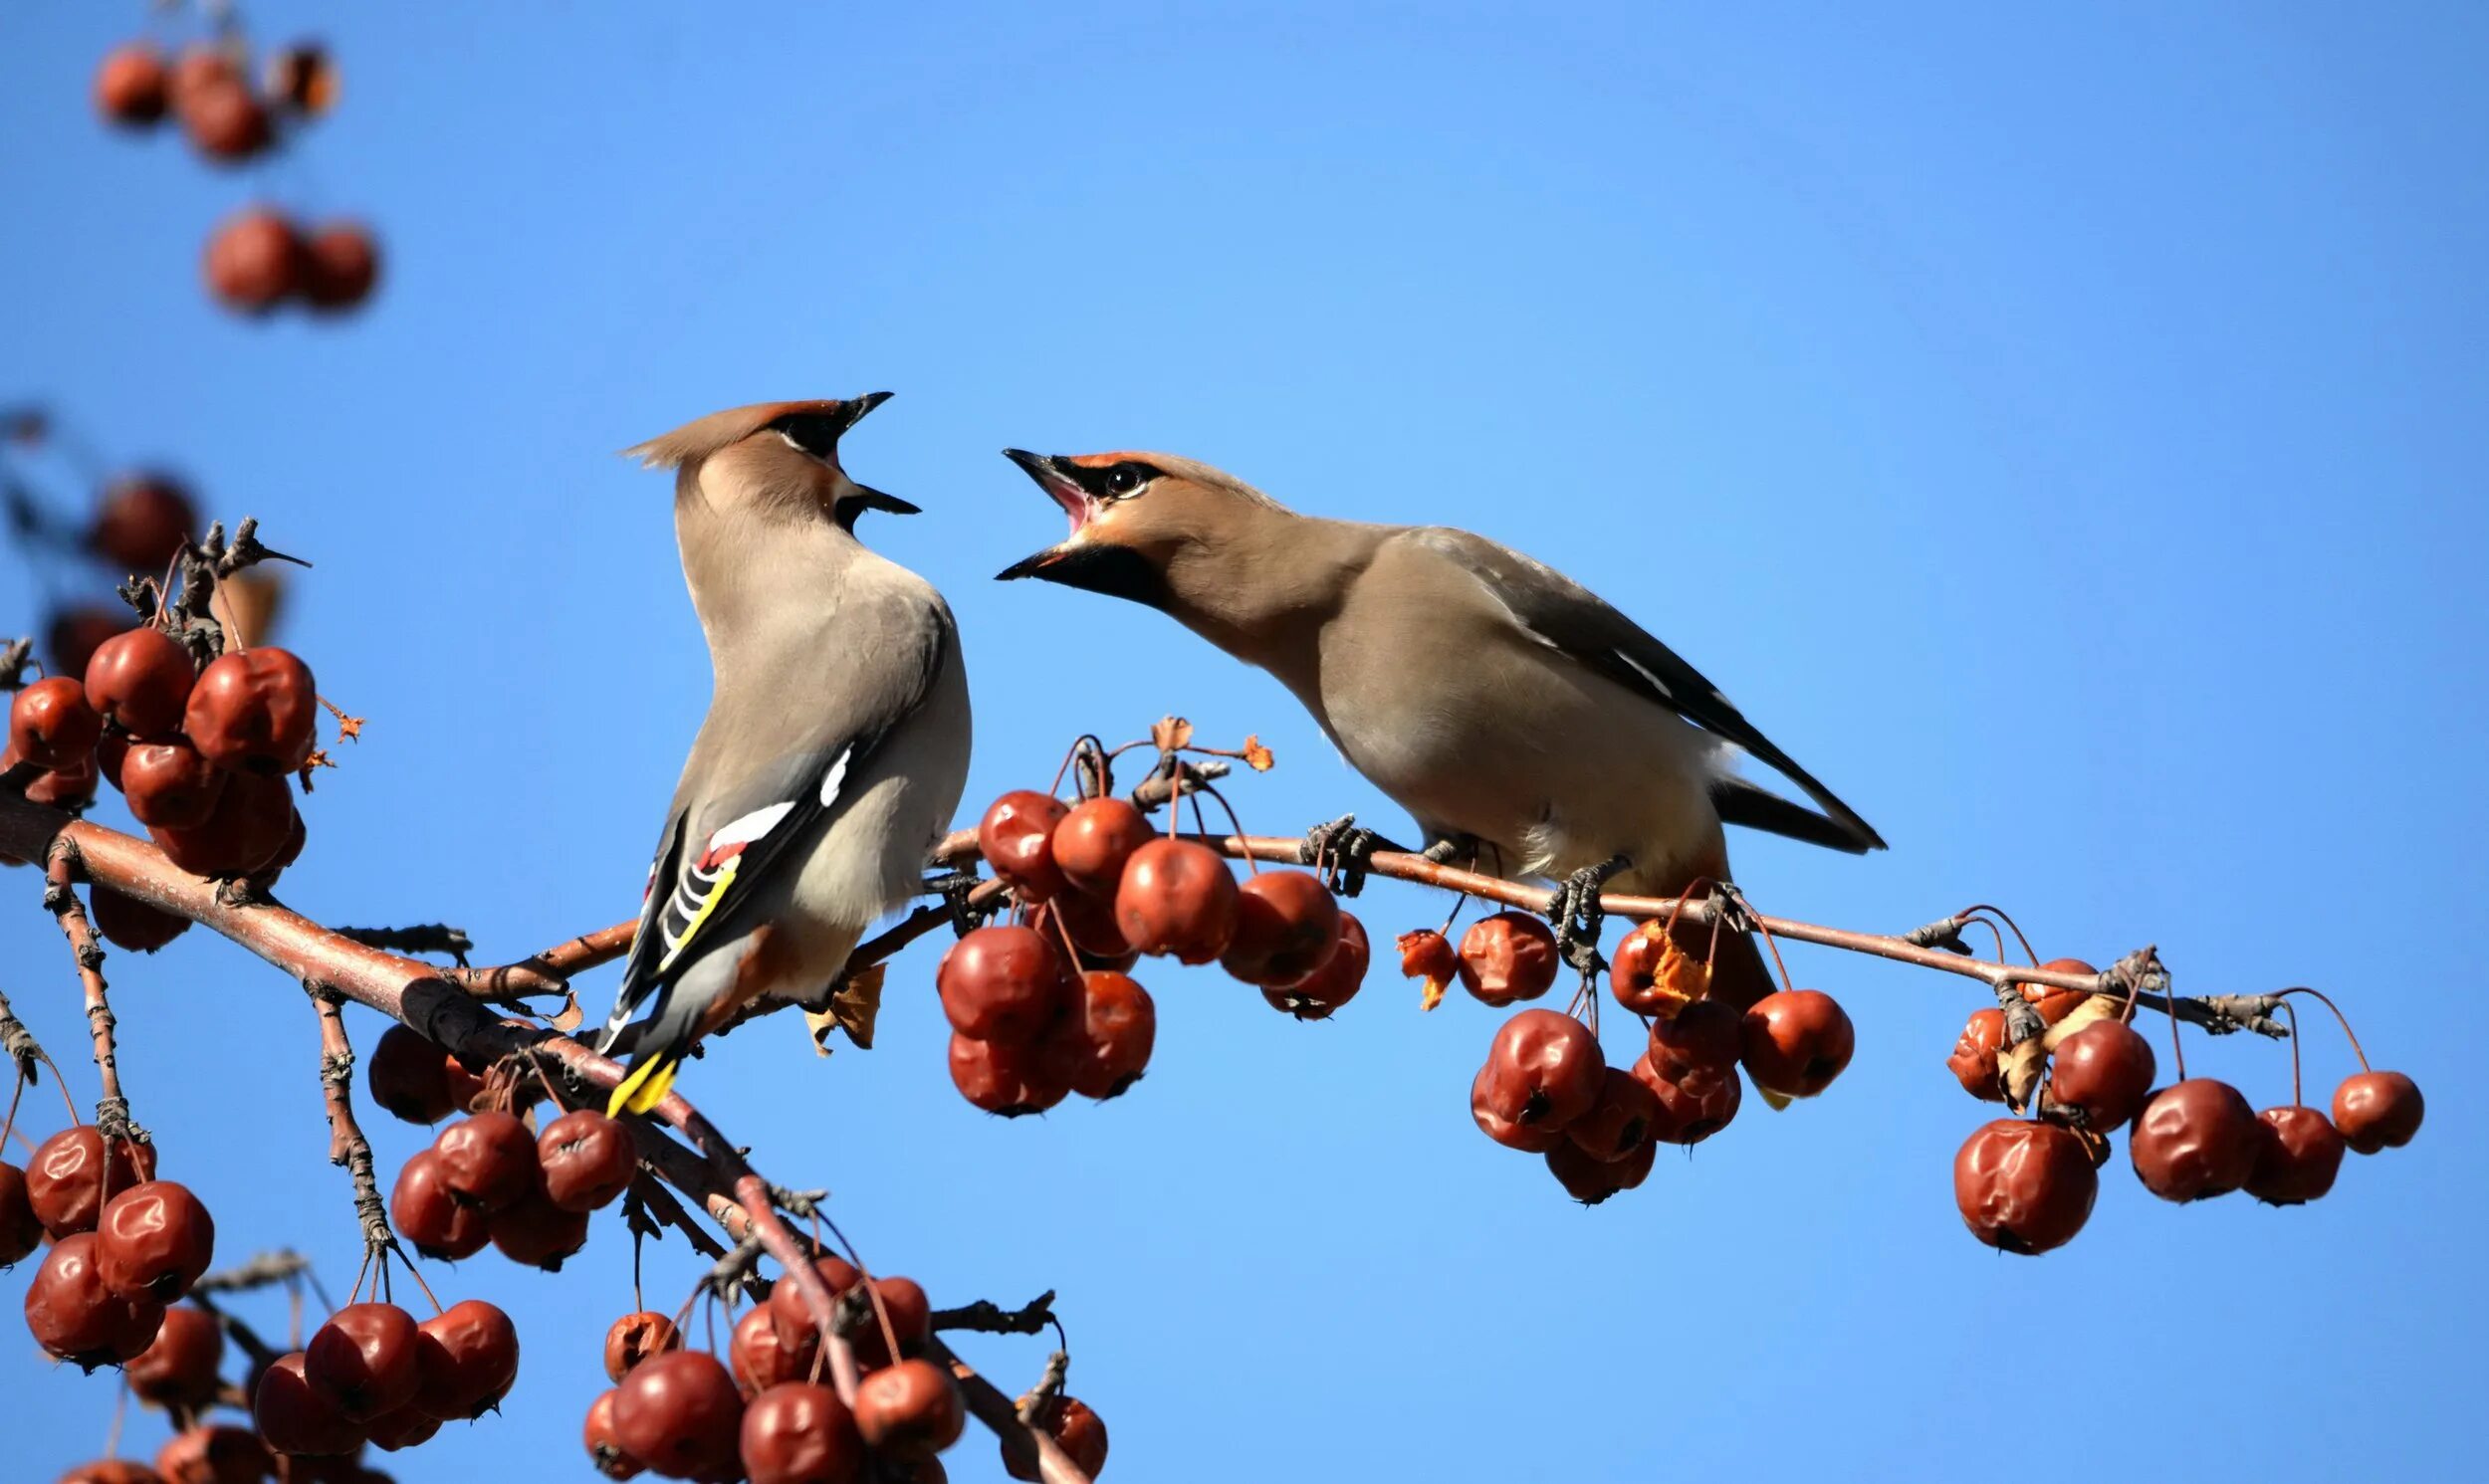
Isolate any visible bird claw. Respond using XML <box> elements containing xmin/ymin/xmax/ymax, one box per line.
<box><xmin>1546</xmin><ymin>855</ymin><xmax>1630</xmax><ymax>980</ymax></box>
<box><xmin>926</xmin><ymin>870</ymin><xmax>989</xmax><ymax>937</ymax></box>
<box><xmin>1299</xmin><ymin>815</ymin><xmax>1385</xmax><ymax>897</ymax></box>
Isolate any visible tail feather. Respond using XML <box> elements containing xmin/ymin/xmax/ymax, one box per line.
<box><xmin>603</xmin><ymin>985</ymin><xmax>698</xmax><ymax>1118</ymax></box>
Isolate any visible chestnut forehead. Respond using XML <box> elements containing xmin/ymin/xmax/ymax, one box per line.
<box><xmin>1064</xmin><ymin>452</ymin><xmax>1157</xmax><ymax>469</ymax></box>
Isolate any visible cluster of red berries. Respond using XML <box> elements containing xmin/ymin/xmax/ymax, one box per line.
<box><xmin>946</xmin><ymin>788</ymin><xmax>1369</xmax><ymax>1115</ymax></box>
<box><xmin>586</xmin><ymin>1255</ymin><xmax>1109</xmax><ymax>1482</ymax></box>
<box><xmin>254</xmin><ymin>1294</ymin><xmax>520</xmax><ymax>1461</ymax></box>
<box><xmin>1944</xmin><ymin>963</ymin><xmax>2427</xmax><ymax>1254</ymax></box>
<box><xmin>6</xmin><ymin>1127</ymin><xmax>212</xmax><ymax>1372</ymax></box>
<box><xmin>6</xmin><ymin>626</ymin><xmax>320</xmax><ymax>928</ymax></box>
<box><xmin>377</xmin><ymin>1050</ymin><xmax>637</xmax><ymax>1271</ymax></box>
<box><xmin>1412</xmin><ymin>911</ymin><xmax>1854</xmax><ymax>1202</ymax></box>
<box><xmin>91</xmin><ymin>33</ymin><xmax>379</xmax><ymax>316</ymax></box>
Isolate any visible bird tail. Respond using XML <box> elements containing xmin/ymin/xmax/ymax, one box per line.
<box><xmin>605</xmin><ymin>987</ymin><xmax>697</xmax><ymax>1118</ymax></box>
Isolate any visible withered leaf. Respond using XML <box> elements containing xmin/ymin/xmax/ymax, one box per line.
<box><xmin>805</xmin><ymin>962</ymin><xmax>886</xmax><ymax>1055</ymax></box>
<box><xmin>1151</xmin><ymin>717</ymin><xmax>1195</xmax><ymax>753</ymax></box>
<box><xmin>548</xmin><ymin>989</ymin><xmax>584</xmax><ymax>1034</ymax></box>
<box><xmin>1242</xmin><ymin>735</ymin><xmax>1274</xmax><ymax>772</ymax></box>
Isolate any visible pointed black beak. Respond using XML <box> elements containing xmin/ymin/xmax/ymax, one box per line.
<box><xmin>1001</xmin><ymin>447</ymin><xmax>1054</xmax><ymax>478</ymax></box>
<box><xmin>836</xmin><ymin>391</ymin><xmax>894</xmax><ymax>434</ymax></box>
<box><xmin>852</xmin><ymin>484</ymin><xmax>920</xmax><ymax>516</ymax></box>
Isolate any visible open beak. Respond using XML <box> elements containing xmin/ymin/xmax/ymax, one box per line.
<box><xmin>997</xmin><ymin>448</ymin><xmax>1094</xmax><ymax>579</ymax></box>
<box><xmin>835</xmin><ymin>390</ymin><xmax>894</xmax><ymax>435</ymax></box>
<box><xmin>849</xmin><ymin>484</ymin><xmax>919</xmax><ymax>516</ymax></box>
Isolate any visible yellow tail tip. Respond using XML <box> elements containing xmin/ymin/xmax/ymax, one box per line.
<box><xmin>607</xmin><ymin>1057</ymin><xmax>678</xmax><ymax>1118</ymax></box>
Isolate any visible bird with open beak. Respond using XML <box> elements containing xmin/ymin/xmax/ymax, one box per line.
<box><xmin>596</xmin><ymin>394</ymin><xmax>971</xmax><ymax>1116</ymax></box>
<box><xmin>996</xmin><ymin>448</ymin><xmax>1883</xmax><ymax>1001</ymax></box>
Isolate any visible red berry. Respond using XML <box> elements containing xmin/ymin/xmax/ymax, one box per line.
<box><xmin>949</xmin><ymin>1030</ymin><xmax>1072</xmax><ymax>1117</ymax></box>
<box><xmin>853</xmin><ymin>1357</ymin><xmax>965</xmax><ymax>1457</ymax></box>
<box><xmin>121</xmin><ymin>740</ymin><xmax>227</xmax><ymax>830</ymax></box>
<box><xmin>1629</xmin><ymin>1050</ymin><xmax>1742</xmax><ymax>1146</ymax></box>
<box><xmin>83</xmin><ymin>628</ymin><xmax>195</xmax><ymax>739</ymax></box>
<box><xmin>95</xmin><ymin>1179</ymin><xmax>216</xmax><ymax>1301</ymax></box>
<box><xmin>1455</xmin><ymin>913</ymin><xmax>1559</xmax><ymax>1006</ymax></box>
<box><xmin>2130</xmin><ymin>1079</ymin><xmax>2262</xmax><ymax>1202</ymax></box>
<box><xmin>2016</xmin><ymin>957</ymin><xmax>2098</xmax><ymax>1026</ymax></box>
<box><xmin>202</xmin><ymin>207</ymin><xmax>299</xmax><ymax>311</ymax></box>
<box><xmin>486</xmin><ymin>1176</ymin><xmax>590</xmax><ymax>1270</ymax></box>
<box><xmin>183</xmin><ymin>647</ymin><xmax>318</xmax><ymax>773</ymax></box>
<box><xmin>605</xmin><ymin>1311</ymin><xmax>683</xmax><ymax>1382</ymax></box>
<box><xmin>1220</xmin><ymin>869</ymin><xmax>1340</xmax><ymax>986</ymax></box>
<box><xmin>432</xmin><ymin>1112</ymin><xmax>538</xmax><ymax>1212</ymax></box>
<box><xmin>847</xmin><ymin>1275</ymin><xmax>933</xmax><ymax>1370</ymax></box>
<box><xmin>179</xmin><ymin>78</ymin><xmax>271</xmax><ymax>163</ymax></box>
<box><xmin>2332</xmin><ymin>1070</ymin><xmax>2424</xmax><ymax>1154</ymax></box>
<box><xmin>1945</xmin><ymin>1008</ymin><xmax>2007</xmax><ymax>1102</ymax></box>
<box><xmin>305</xmin><ymin>1302</ymin><xmax>423</xmax><ymax>1420</ymax></box>
<box><xmin>412</xmin><ymin>1298</ymin><xmax>520</xmax><ymax>1420</ymax></box>
<box><xmin>2043</xmin><ymin>1018</ymin><xmax>2157</xmax><ymax>1132</ymax></box>
<box><xmin>1739</xmin><ymin>989</ymin><xmax>1854</xmax><ymax>1098</ymax></box>
<box><xmin>389</xmin><ymin>1149</ymin><xmax>487</xmax><ymax>1260</ymax></box>
<box><xmin>125</xmin><ymin>1303</ymin><xmax>224</xmax><ymax>1407</ymax></box>
<box><xmin>1263</xmin><ymin>911</ymin><xmax>1370</xmax><ymax>1019</ymax></box>
<box><xmin>1565</xmin><ymin>1065</ymin><xmax>1662</xmax><ymax>1162</ymax></box>
<box><xmin>302</xmin><ymin>223</ymin><xmax>381</xmax><ymax>313</ymax></box>
<box><xmin>767</xmin><ymin>1255</ymin><xmax>861</xmax><ymax>1354</ymax></box>
<box><xmin>96</xmin><ymin>43</ymin><xmax>170</xmax><ymax>126</ymax></box>
<box><xmin>586</xmin><ymin>1387</ymin><xmax>647</xmax><ymax>1479</ymax></box>
<box><xmin>539</xmin><ymin>1109</ymin><xmax>637</xmax><ymax>1211</ymax></box>
<box><xmin>1607</xmin><ymin>917</ymin><xmax>1710</xmax><ymax>1016</ymax></box>
<box><xmin>152</xmin><ymin>1423</ymin><xmax>274</xmax><ymax>1484</ymax></box>
<box><xmin>10</xmin><ymin>676</ymin><xmax>102</xmax><ymax>770</ymax></box>
<box><xmin>1648</xmin><ymin>999</ymin><xmax>1743</xmax><ymax>1081</ymax></box>
<box><xmin>743</xmin><ymin>1380</ymin><xmax>865</xmax><ymax>1484</ymax></box>
<box><xmin>365</xmin><ymin>1401</ymin><xmax>441</xmax><ymax>1451</ymax></box>
<box><xmin>1002</xmin><ymin>1394</ymin><xmax>1109</xmax><ymax>1481</ymax></box>
<box><xmin>1040</xmin><ymin>970</ymin><xmax>1157</xmax><ymax>1100</ymax></box>
<box><xmin>1471</xmin><ymin>1009</ymin><xmax>1603</xmax><ymax>1138</ymax></box>
<box><xmin>1397</xmin><ymin>928</ymin><xmax>1459</xmax><ymax>996</ymax></box>
<box><xmin>56</xmin><ymin>1460</ymin><xmax>164</xmax><ymax>1484</ymax></box>
<box><xmin>264</xmin><ymin>43</ymin><xmax>338</xmax><ymax>114</ymax></box>
<box><xmin>1545</xmin><ymin>1136</ymin><xmax>1657</xmax><ymax>1204</ymax></box>
<box><xmin>253</xmin><ymin>1351</ymin><xmax>364</xmax><ymax>1456</ymax></box>
<box><xmin>1471</xmin><ymin>1062</ymin><xmax>1564</xmax><ymax>1153</ymax></box>
<box><xmin>1034</xmin><ymin>888</ymin><xmax>1138</xmax><ymax>968</ymax></box>
<box><xmin>936</xmin><ymin>926</ymin><xmax>1070</xmax><ymax>1043</ymax></box>
<box><xmin>2247</xmin><ymin>1105</ymin><xmax>2347</xmax><ymax>1205</ymax></box>
<box><xmin>978</xmin><ymin>791</ymin><xmax>1070</xmax><ymax>902</ymax></box>
<box><xmin>1052</xmin><ymin>796</ymin><xmax>1153</xmax><ymax>897</ymax></box>
<box><xmin>366</xmin><ymin>1026</ymin><xmax>457</xmax><ymax>1125</ymax></box>
<box><xmin>89</xmin><ymin>478</ymin><xmax>197</xmax><ymax>575</ymax></box>
<box><xmin>91</xmin><ymin>886</ymin><xmax>190</xmax><ymax>954</ymax></box>
<box><xmin>24</xmin><ymin>1231</ymin><xmax>165</xmax><ymax>1369</ymax></box>
<box><xmin>732</xmin><ymin>1303</ymin><xmax>818</xmax><ymax>1397</ymax></box>
<box><xmin>150</xmin><ymin>769</ymin><xmax>295</xmax><ymax>877</ymax></box>
<box><xmin>25</xmin><ymin>1126</ymin><xmax>157</xmax><ymax>1236</ymax></box>
<box><xmin>1113</xmin><ymin>838</ymin><xmax>1239</xmax><ymax>963</ymax></box>
<box><xmin>612</xmin><ymin>1350</ymin><xmax>744</xmax><ymax>1478</ymax></box>
<box><xmin>1952</xmin><ymin>1118</ymin><xmax>2098</xmax><ymax>1253</ymax></box>
<box><xmin>0</xmin><ymin>1162</ymin><xmax>39</xmax><ymax>1264</ymax></box>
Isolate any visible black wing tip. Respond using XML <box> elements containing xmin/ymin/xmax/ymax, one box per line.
<box><xmin>1712</xmin><ymin>776</ymin><xmax>1888</xmax><ymax>855</ymax></box>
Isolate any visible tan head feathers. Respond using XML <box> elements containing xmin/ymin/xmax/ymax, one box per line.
<box><xmin>623</xmin><ymin>393</ymin><xmax>892</xmax><ymax>470</ymax></box>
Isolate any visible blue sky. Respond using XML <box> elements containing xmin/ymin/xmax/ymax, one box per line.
<box><xmin>4</xmin><ymin>3</ymin><xmax>2483</xmax><ymax>1479</ymax></box>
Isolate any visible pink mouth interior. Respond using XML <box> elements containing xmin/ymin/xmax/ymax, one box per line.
<box><xmin>1037</xmin><ymin>470</ymin><xmax>1093</xmax><ymax>537</ymax></box>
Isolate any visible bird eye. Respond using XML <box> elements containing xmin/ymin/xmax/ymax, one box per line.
<box><xmin>1106</xmin><ymin>465</ymin><xmax>1143</xmax><ymax>495</ymax></box>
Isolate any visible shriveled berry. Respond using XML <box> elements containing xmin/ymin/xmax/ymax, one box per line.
<box><xmin>2333</xmin><ymin>1070</ymin><xmax>2424</xmax><ymax>1154</ymax></box>
<box><xmin>91</xmin><ymin>886</ymin><xmax>190</xmax><ymax>954</ymax></box>
<box><xmin>743</xmin><ymin>1380</ymin><xmax>865</xmax><ymax>1484</ymax></box>
<box><xmin>1263</xmin><ymin>912</ymin><xmax>1370</xmax><ymax>1019</ymax></box>
<box><xmin>1608</xmin><ymin>918</ymin><xmax>1708</xmax><ymax>1016</ymax></box>
<box><xmin>1630</xmin><ymin>1051</ymin><xmax>1742</xmax><ymax>1146</ymax></box>
<box><xmin>121</xmin><ymin>740</ymin><xmax>227</xmax><ymax>830</ymax></box>
<box><xmin>26</xmin><ymin>1126</ymin><xmax>157</xmax><ymax>1236</ymax></box>
<box><xmin>978</xmin><ymin>791</ymin><xmax>1070</xmax><ymax>902</ymax></box>
<box><xmin>366</xmin><ymin>1401</ymin><xmax>441</xmax><ymax>1452</ymax></box>
<box><xmin>1545</xmin><ymin>1136</ymin><xmax>1656</xmax><ymax>1204</ymax></box>
<box><xmin>412</xmin><ymin>1298</ymin><xmax>520</xmax><ymax>1420</ymax></box>
<box><xmin>1953</xmin><ymin>1118</ymin><xmax>2098</xmax><ymax>1253</ymax></box>
<box><xmin>127</xmin><ymin>1304</ymin><xmax>224</xmax><ymax>1407</ymax></box>
<box><xmin>605</xmin><ymin>1311</ymin><xmax>683</xmax><ymax>1382</ymax></box>
<box><xmin>390</xmin><ymin>1148</ymin><xmax>487</xmax><ymax>1260</ymax></box>
<box><xmin>25</xmin><ymin>1231</ymin><xmax>165</xmax><ymax>1369</ymax></box>
<box><xmin>487</xmin><ymin>1176</ymin><xmax>590</xmax><ymax>1270</ymax></box>
<box><xmin>1052</xmin><ymin>796</ymin><xmax>1153</xmax><ymax>897</ymax></box>
<box><xmin>767</xmin><ymin>1255</ymin><xmax>861</xmax><ymax>1354</ymax></box>
<box><xmin>1002</xmin><ymin>1393</ymin><xmax>1109</xmax><ymax>1481</ymax></box>
<box><xmin>936</xmin><ymin>926</ymin><xmax>1070</xmax><ymax>1043</ymax></box>
<box><xmin>1565</xmin><ymin>1066</ymin><xmax>1662</xmax><ymax>1163</ymax></box>
<box><xmin>612</xmin><ymin>1350</ymin><xmax>744</xmax><ymax>1478</ymax></box>
<box><xmin>1647</xmin><ymin>999</ymin><xmax>1742</xmax><ymax>1081</ymax></box>
<box><xmin>305</xmin><ymin>1302</ymin><xmax>423</xmax><ymax>1420</ymax></box>
<box><xmin>732</xmin><ymin>1303</ymin><xmax>818</xmax><ymax>1397</ymax></box>
<box><xmin>84</xmin><ymin>628</ymin><xmax>195</xmax><ymax>739</ymax></box>
<box><xmin>150</xmin><ymin>769</ymin><xmax>295</xmax><ymax>877</ymax></box>
<box><xmin>2130</xmin><ymin>1079</ymin><xmax>2261</xmax><ymax>1202</ymax></box>
<box><xmin>1455</xmin><ymin>913</ymin><xmax>1558</xmax><ymax>1006</ymax></box>
<box><xmin>10</xmin><ymin>676</ymin><xmax>102</xmax><ymax>769</ymax></box>
<box><xmin>95</xmin><ymin>1179</ymin><xmax>216</xmax><ymax>1301</ymax></box>
<box><xmin>585</xmin><ymin>1387</ymin><xmax>646</xmax><ymax>1479</ymax></box>
<box><xmin>183</xmin><ymin>647</ymin><xmax>318</xmax><ymax>773</ymax></box>
<box><xmin>539</xmin><ymin>1109</ymin><xmax>637</xmax><ymax>1211</ymax></box>
<box><xmin>846</xmin><ymin>1275</ymin><xmax>932</xmax><ymax>1370</ymax></box>
<box><xmin>1945</xmin><ymin>1008</ymin><xmax>2008</xmax><ymax>1102</ymax></box>
<box><xmin>1472</xmin><ymin>1009</ymin><xmax>1603</xmax><ymax>1133</ymax></box>
<box><xmin>0</xmin><ymin>1162</ymin><xmax>40</xmax><ymax>1264</ymax></box>
<box><xmin>1739</xmin><ymin>989</ymin><xmax>1854</xmax><ymax>1098</ymax></box>
<box><xmin>1113</xmin><ymin>838</ymin><xmax>1239</xmax><ymax>963</ymax></box>
<box><xmin>2016</xmin><ymin>957</ymin><xmax>2099</xmax><ymax>1025</ymax></box>
<box><xmin>1034</xmin><ymin>890</ymin><xmax>1139</xmax><ymax>969</ymax></box>
<box><xmin>2043</xmin><ymin>1018</ymin><xmax>2157</xmax><ymax>1132</ymax></box>
<box><xmin>432</xmin><ymin>1112</ymin><xmax>538</xmax><ymax>1212</ymax></box>
<box><xmin>949</xmin><ymin>1032</ymin><xmax>1072</xmax><ymax>1117</ymax></box>
<box><xmin>2247</xmin><ymin>1105</ymin><xmax>2347</xmax><ymax>1206</ymax></box>
<box><xmin>1039</xmin><ymin>970</ymin><xmax>1157</xmax><ymax>1100</ymax></box>
<box><xmin>253</xmin><ymin>1351</ymin><xmax>364</xmax><ymax>1456</ymax></box>
<box><xmin>853</xmin><ymin>1357</ymin><xmax>965</xmax><ymax>1457</ymax></box>
<box><xmin>1219</xmin><ymin>870</ymin><xmax>1340</xmax><ymax>986</ymax></box>
<box><xmin>152</xmin><ymin>1423</ymin><xmax>274</xmax><ymax>1484</ymax></box>
<box><xmin>366</xmin><ymin>1025</ymin><xmax>457</xmax><ymax>1125</ymax></box>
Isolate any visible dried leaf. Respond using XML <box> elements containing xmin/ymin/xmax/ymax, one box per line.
<box><xmin>806</xmin><ymin>963</ymin><xmax>886</xmax><ymax>1055</ymax></box>
<box><xmin>1241</xmin><ymin>735</ymin><xmax>1274</xmax><ymax>772</ymax></box>
<box><xmin>1150</xmin><ymin>717</ymin><xmax>1194</xmax><ymax>753</ymax></box>
<box><xmin>1420</xmin><ymin>975</ymin><xmax>1447</xmax><ymax>1012</ymax></box>
<box><xmin>2040</xmin><ymin>993</ymin><xmax>2120</xmax><ymax>1050</ymax></box>
<box><xmin>1755</xmin><ymin>1084</ymin><xmax>1794</xmax><ymax>1113</ymax></box>
<box><xmin>2000</xmin><ymin>1037</ymin><xmax>2048</xmax><ymax>1113</ymax></box>
<box><xmin>549</xmin><ymin>990</ymin><xmax>583</xmax><ymax>1034</ymax></box>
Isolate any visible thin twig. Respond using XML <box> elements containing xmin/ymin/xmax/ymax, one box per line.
<box><xmin>308</xmin><ymin>982</ymin><xmax>391</xmax><ymax>1255</ymax></box>
<box><xmin>44</xmin><ymin>840</ymin><xmax>144</xmax><ymax>1142</ymax></box>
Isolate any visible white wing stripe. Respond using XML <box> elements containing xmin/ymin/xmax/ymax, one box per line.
<box><xmin>817</xmin><ymin>745</ymin><xmax>855</xmax><ymax>807</ymax></box>
<box><xmin>708</xmin><ymin>801</ymin><xmax>795</xmax><ymax>854</ymax></box>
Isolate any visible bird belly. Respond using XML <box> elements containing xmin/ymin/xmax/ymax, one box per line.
<box><xmin>1320</xmin><ymin>642</ymin><xmax>1726</xmax><ymax>890</ymax></box>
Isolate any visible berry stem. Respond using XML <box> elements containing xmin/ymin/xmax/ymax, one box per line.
<box><xmin>2160</xmin><ymin>976</ymin><xmax>2189</xmax><ymax>1082</ymax></box>
<box><xmin>2273</xmin><ymin>986</ymin><xmax>2371</xmax><ymax>1072</ymax></box>
<box><xmin>1196</xmin><ymin>781</ymin><xmax>1257</xmax><ymax>875</ymax></box>
<box><xmin>2282</xmin><ymin>1000</ymin><xmax>2304</xmax><ymax>1107</ymax></box>
<box><xmin>1951</xmin><ymin>903</ymin><xmax>2039</xmax><ymax>965</ymax></box>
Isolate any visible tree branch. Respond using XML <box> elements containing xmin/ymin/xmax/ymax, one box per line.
<box><xmin>308</xmin><ymin>983</ymin><xmax>390</xmax><ymax>1255</ymax></box>
<box><xmin>43</xmin><ymin>839</ymin><xmax>144</xmax><ymax>1142</ymax></box>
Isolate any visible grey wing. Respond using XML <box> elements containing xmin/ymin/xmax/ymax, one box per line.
<box><xmin>595</xmin><ymin>600</ymin><xmax>958</xmax><ymax>1048</ymax></box>
<box><xmin>1407</xmin><ymin>527</ymin><xmax>1887</xmax><ymax>854</ymax></box>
